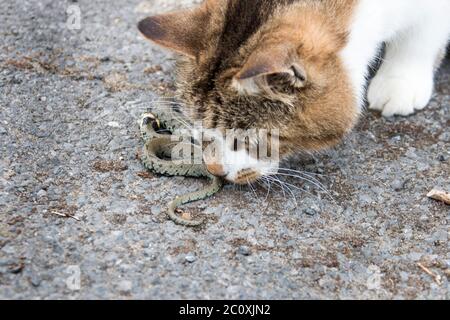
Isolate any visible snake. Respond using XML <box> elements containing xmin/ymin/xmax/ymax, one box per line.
<box><xmin>138</xmin><ymin>110</ymin><xmax>224</xmax><ymax>227</ymax></box>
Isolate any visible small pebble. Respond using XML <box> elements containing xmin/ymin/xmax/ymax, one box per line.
<box><xmin>107</xmin><ymin>121</ymin><xmax>121</xmax><ymax>128</ymax></box>
<box><xmin>389</xmin><ymin>135</ymin><xmax>402</xmax><ymax>144</ymax></box>
<box><xmin>185</xmin><ymin>253</ymin><xmax>197</xmax><ymax>263</ymax></box>
<box><xmin>439</xmin><ymin>132</ymin><xmax>450</xmax><ymax>142</ymax></box>
<box><xmin>399</xmin><ymin>272</ymin><xmax>409</xmax><ymax>282</ymax></box>
<box><xmin>117</xmin><ymin>280</ymin><xmax>132</xmax><ymax>294</ymax></box>
<box><xmin>8</xmin><ymin>263</ymin><xmax>24</xmax><ymax>274</ymax></box>
<box><xmin>37</xmin><ymin>189</ymin><xmax>47</xmax><ymax>198</ymax></box>
<box><xmin>391</xmin><ymin>179</ymin><xmax>405</xmax><ymax>191</ymax></box>
<box><xmin>367</xmin><ymin>132</ymin><xmax>377</xmax><ymax>142</ymax></box>
<box><xmin>29</xmin><ymin>274</ymin><xmax>42</xmax><ymax>287</ymax></box>
<box><xmin>304</xmin><ymin>208</ymin><xmax>317</xmax><ymax>216</ymax></box>
<box><xmin>39</xmin><ymin>96</ymin><xmax>47</xmax><ymax>102</ymax></box>
<box><xmin>408</xmin><ymin>252</ymin><xmax>422</xmax><ymax>261</ymax></box>
<box><xmin>237</xmin><ymin>246</ymin><xmax>252</xmax><ymax>256</ymax></box>
<box><xmin>11</xmin><ymin>76</ymin><xmax>22</xmax><ymax>84</ymax></box>
<box><xmin>358</xmin><ymin>193</ymin><xmax>374</xmax><ymax>205</ymax></box>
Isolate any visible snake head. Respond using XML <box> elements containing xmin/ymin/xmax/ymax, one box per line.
<box><xmin>141</xmin><ymin>113</ymin><xmax>161</xmax><ymax>132</ymax></box>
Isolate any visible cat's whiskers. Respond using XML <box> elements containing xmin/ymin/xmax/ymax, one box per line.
<box><xmin>266</xmin><ymin>175</ymin><xmax>287</xmax><ymax>201</ymax></box>
<box><xmin>265</xmin><ymin>175</ymin><xmax>298</xmax><ymax>208</ymax></box>
<box><xmin>246</xmin><ymin>178</ymin><xmax>261</xmax><ymax>204</ymax></box>
<box><xmin>127</xmin><ymin>100</ymin><xmax>186</xmax><ymax>118</ymax></box>
<box><xmin>260</xmin><ymin>176</ymin><xmax>273</xmax><ymax>203</ymax></box>
<box><xmin>268</xmin><ymin>175</ymin><xmax>320</xmax><ymax>204</ymax></box>
<box><xmin>277</xmin><ymin>166</ymin><xmax>328</xmax><ymax>177</ymax></box>
<box><xmin>273</xmin><ymin>169</ymin><xmax>329</xmax><ymax>192</ymax></box>
<box><xmin>266</xmin><ymin>170</ymin><xmax>334</xmax><ymax>202</ymax></box>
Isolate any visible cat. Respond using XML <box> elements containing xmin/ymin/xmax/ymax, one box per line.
<box><xmin>138</xmin><ymin>0</ymin><xmax>450</xmax><ymax>184</ymax></box>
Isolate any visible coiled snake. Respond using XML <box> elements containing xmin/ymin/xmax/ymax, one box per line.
<box><xmin>139</xmin><ymin>111</ymin><xmax>224</xmax><ymax>227</ymax></box>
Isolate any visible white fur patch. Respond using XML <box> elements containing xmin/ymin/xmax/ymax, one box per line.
<box><xmin>368</xmin><ymin>65</ymin><xmax>434</xmax><ymax>117</ymax></box>
<box><xmin>340</xmin><ymin>0</ymin><xmax>450</xmax><ymax>115</ymax></box>
<box><xmin>202</xmin><ymin>132</ymin><xmax>279</xmax><ymax>183</ymax></box>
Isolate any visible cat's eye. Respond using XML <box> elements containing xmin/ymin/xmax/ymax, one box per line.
<box><xmin>291</xmin><ymin>64</ymin><xmax>307</xmax><ymax>82</ymax></box>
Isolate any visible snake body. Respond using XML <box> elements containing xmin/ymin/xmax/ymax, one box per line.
<box><xmin>139</xmin><ymin>111</ymin><xmax>223</xmax><ymax>227</ymax></box>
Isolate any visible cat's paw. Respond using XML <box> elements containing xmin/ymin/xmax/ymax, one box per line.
<box><xmin>368</xmin><ymin>69</ymin><xmax>434</xmax><ymax>117</ymax></box>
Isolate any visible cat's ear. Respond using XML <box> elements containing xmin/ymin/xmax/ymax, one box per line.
<box><xmin>138</xmin><ymin>5</ymin><xmax>210</xmax><ymax>58</ymax></box>
<box><xmin>233</xmin><ymin>45</ymin><xmax>307</xmax><ymax>94</ymax></box>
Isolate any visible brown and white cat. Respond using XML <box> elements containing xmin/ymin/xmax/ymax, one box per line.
<box><xmin>138</xmin><ymin>0</ymin><xmax>450</xmax><ymax>184</ymax></box>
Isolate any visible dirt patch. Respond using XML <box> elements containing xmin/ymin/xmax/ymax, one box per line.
<box><xmin>169</xmin><ymin>239</ymin><xmax>198</xmax><ymax>256</ymax></box>
<box><xmin>107</xmin><ymin>213</ymin><xmax>128</xmax><ymax>225</ymax></box>
<box><xmin>144</xmin><ymin>65</ymin><xmax>163</xmax><ymax>74</ymax></box>
<box><xmin>92</xmin><ymin>160</ymin><xmax>128</xmax><ymax>173</ymax></box>
<box><xmin>137</xmin><ymin>171</ymin><xmax>155</xmax><ymax>179</ymax></box>
<box><xmin>46</xmin><ymin>203</ymin><xmax>80</xmax><ymax>220</ymax></box>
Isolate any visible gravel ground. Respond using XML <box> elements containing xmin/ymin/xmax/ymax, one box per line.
<box><xmin>0</xmin><ymin>0</ymin><xmax>449</xmax><ymax>300</ymax></box>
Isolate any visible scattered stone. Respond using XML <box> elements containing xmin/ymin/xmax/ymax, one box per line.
<box><xmin>185</xmin><ymin>253</ymin><xmax>197</xmax><ymax>263</ymax></box>
<box><xmin>389</xmin><ymin>135</ymin><xmax>402</xmax><ymax>144</ymax></box>
<box><xmin>107</xmin><ymin>121</ymin><xmax>121</xmax><ymax>128</ymax></box>
<box><xmin>430</xmin><ymin>230</ymin><xmax>448</xmax><ymax>242</ymax></box>
<box><xmin>237</xmin><ymin>246</ymin><xmax>252</xmax><ymax>256</ymax></box>
<box><xmin>117</xmin><ymin>280</ymin><xmax>132</xmax><ymax>294</ymax></box>
<box><xmin>303</xmin><ymin>208</ymin><xmax>317</xmax><ymax>216</ymax></box>
<box><xmin>391</xmin><ymin>179</ymin><xmax>406</xmax><ymax>191</ymax></box>
<box><xmin>134</xmin><ymin>1</ymin><xmax>154</xmax><ymax>14</ymax></box>
<box><xmin>37</xmin><ymin>189</ymin><xmax>47</xmax><ymax>198</ymax></box>
<box><xmin>438</xmin><ymin>131</ymin><xmax>450</xmax><ymax>142</ymax></box>
<box><xmin>29</xmin><ymin>274</ymin><xmax>42</xmax><ymax>287</ymax></box>
<box><xmin>8</xmin><ymin>262</ymin><xmax>24</xmax><ymax>274</ymax></box>
<box><xmin>111</xmin><ymin>230</ymin><xmax>124</xmax><ymax>242</ymax></box>
<box><xmin>399</xmin><ymin>272</ymin><xmax>409</xmax><ymax>282</ymax></box>
<box><xmin>358</xmin><ymin>193</ymin><xmax>374</xmax><ymax>205</ymax></box>
<box><xmin>367</xmin><ymin>131</ymin><xmax>377</xmax><ymax>142</ymax></box>
<box><xmin>408</xmin><ymin>252</ymin><xmax>423</xmax><ymax>262</ymax></box>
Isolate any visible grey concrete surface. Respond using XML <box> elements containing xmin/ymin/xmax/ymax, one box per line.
<box><xmin>0</xmin><ymin>0</ymin><xmax>449</xmax><ymax>299</ymax></box>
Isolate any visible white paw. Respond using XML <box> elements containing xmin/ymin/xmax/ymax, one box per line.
<box><xmin>368</xmin><ymin>69</ymin><xmax>434</xmax><ymax>117</ymax></box>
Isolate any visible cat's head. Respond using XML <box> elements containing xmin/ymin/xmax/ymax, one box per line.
<box><xmin>138</xmin><ymin>0</ymin><xmax>358</xmax><ymax>184</ymax></box>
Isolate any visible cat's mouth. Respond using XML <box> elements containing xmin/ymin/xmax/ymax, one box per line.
<box><xmin>204</xmin><ymin>153</ymin><xmax>278</xmax><ymax>185</ymax></box>
<box><xmin>227</xmin><ymin>168</ymin><xmax>263</xmax><ymax>185</ymax></box>
<box><xmin>207</xmin><ymin>166</ymin><xmax>268</xmax><ymax>185</ymax></box>
<box><xmin>206</xmin><ymin>162</ymin><xmax>263</xmax><ymax>184</ymax></box>
<box><xmin>200</xmin><ymin>128</ymin><xmax>281</xmax><ymax>184</ymax></box>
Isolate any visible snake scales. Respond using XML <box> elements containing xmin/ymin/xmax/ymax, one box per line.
<box><xmin>139</xmin><ymin>110</ymin><xmax>224</xmax><ymax>227</ymax></box>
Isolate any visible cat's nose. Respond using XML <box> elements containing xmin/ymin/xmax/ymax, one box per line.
<box><xmin>232</xmin><ymin>168</ymin><xmax>261</xmax><ymax>185</ymax></box>
<box><xmin>206</xmin><ymin>162</ymin><xmax>227</xmax><ymax>177</ymax></box>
